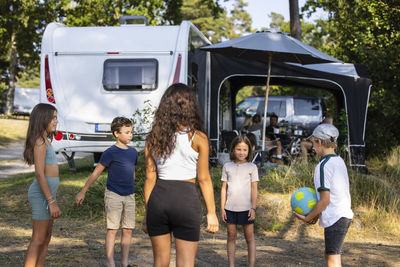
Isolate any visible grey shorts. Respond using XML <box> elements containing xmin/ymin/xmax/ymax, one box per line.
<box><xmin>28</xmin><ymin>177</ymin><xmax>59</xmax><ymax>220</ymax></box>
<box><xmin>324</xmin><ymin>217</ymin><xmax>352</xmax><ymax>255</ymax></box>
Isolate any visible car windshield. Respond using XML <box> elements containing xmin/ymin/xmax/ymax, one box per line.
<box><xmin>237</xmin><ymin>98</ymin><xmax>261</xmax><ymax>116</ymax></box>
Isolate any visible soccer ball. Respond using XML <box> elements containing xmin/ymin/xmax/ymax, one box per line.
<box><xmin>290</xmin><ymin>187</ymin><xmax>318</xmax><ymax>216</ymax></box>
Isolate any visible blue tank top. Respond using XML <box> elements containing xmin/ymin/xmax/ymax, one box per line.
<box><xmin>45</xmin><ymin>143</ymin><xmax>58</xmax><ymax>165</ymax></box>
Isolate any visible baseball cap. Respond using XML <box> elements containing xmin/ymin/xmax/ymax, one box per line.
<box><xmin>308</xmin><ymin>123</ymin><xmax>339</xmax><ymax>142</ymax></box>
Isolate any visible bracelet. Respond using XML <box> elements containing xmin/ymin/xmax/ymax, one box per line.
<box><xmin>48</xmin><ymin>199</ymin><xmax>57</xmax><ymax>205</ymax></box>
<box><xmin>47</xmin><ymin>196</ymin><xmax>54</xmax><ymax>201</ymax></box>
<box><xmin>251</xmin><ymin>208</ymin><xmax>256</xmax><ymax>211</ymax></box>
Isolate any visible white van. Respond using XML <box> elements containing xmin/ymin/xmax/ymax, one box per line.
<box><xmin>40</xmin><ymin>16</ymin><xmax>211</xmax><ymax>168</ymax></box>
<box><xmin>236</xmin><ymin>95</ymin><xmax>323</xmax><ymax>133</ymax></box>
<box><xmin>13</xmin><ymin>87</ymin><xmax>40</xmax><ymax>116</ymax></box>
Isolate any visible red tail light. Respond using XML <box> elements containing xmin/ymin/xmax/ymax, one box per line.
<box><xmin>45</xmin><ymin>55</ymin><xmax>56</xmax><ymax>104</ymax></box>
<box><xmin>55</xmin><ymin>131</ymin><xmax>63</xmax><ymax>141</ymax></box>
<box><xmin>69</xmin><ymin>133</ymin><xmax>75</xmax><ymax>140</ymax></box>
<box><xmin>173</xmin><ymin>53</ymin><xmax>182</xmax><ymax>84</ymax></box>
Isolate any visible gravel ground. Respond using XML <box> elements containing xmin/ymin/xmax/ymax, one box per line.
<box><xmin>0</xmin><ymin>140</ymin><xmax>90</xmax><ymax>179</ymax></box>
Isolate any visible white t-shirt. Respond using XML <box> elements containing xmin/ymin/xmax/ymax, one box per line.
<box><xmin>221</xmin><ymin>161</ymin><xmax>259</xmax><ymax>212</ymax></box>
<box><xmin>314</xmin><ymin>154</ymin><xmax>354</xmax><ymax>228</ymax></box>
<box><xmin>155</xmin><ymin>131</ymin><xmax>198</xmax><ymax>180</ymax></box>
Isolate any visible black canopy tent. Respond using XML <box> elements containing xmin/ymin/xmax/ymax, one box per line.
<box><xmin>200</xmin><ymin>53</ymin><xmax>371</xmax><ymax>168</ymax></box>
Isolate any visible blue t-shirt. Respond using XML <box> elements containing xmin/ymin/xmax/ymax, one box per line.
<box><xmin>99</xmin><ymin>145</ymin><xmax>138</xmax><ymax>196</ymax></box>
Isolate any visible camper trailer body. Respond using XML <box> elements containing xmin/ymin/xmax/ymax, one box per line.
<box><xmin>40</xmin><ymin>20</ymin><xmax>210</xmax><ymax>156</ymax></box>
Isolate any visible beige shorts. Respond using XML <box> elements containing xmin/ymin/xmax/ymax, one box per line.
<box><xmin>104</xmin><ymin>189</ymin><xmax>135</xmax><ymax>229</ymax></box>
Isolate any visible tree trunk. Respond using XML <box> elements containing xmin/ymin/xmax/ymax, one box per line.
<box><xmin>289</xmin><ymin>0</ymin><xmax>302</xmax><ymax>40</ymax></box>
<box><xmin>6</xmin><ymin>29</ymin><xmax>18</xmax><ymax>115</ymax></box>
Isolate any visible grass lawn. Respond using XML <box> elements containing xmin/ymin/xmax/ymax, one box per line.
<box><xmin>1</xmin><ymin>150</ymin><xmax>399</xmax><ymax>266</ymax></box>
<box><xmin>0</xmin><ymin>118</ymin><xmax>29</xmax><ymax>147</ymax></box>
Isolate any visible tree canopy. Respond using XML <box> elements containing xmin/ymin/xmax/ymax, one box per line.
<box><xmin>303</xmin><ymin>0</ymin><xmax>400</xmax><ymax>154</ymax></box>
<box><xmin>0</xmin><ymin>0</ymin><xmax>225</xmax><ymax>113</ymax></box>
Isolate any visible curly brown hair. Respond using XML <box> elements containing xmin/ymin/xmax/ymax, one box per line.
<box><xmin>146</xmin><ymin>83</ymin><xmax>205</xmax><ymax>159</ymax></box>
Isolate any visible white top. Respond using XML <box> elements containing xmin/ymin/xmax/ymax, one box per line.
<box><xmin>155</xmin><ymin>131</ymin><xmax>198</xmax><ymax>180</ymax></box>
<box><xmin>313</xmin><ymin>154</ymin><xmax>354</xmax><ymax>228</ymax></box>
<box><xmin>221</xmin><ymin>161</ymin><xmax>259</xmax><ymax>212</ymax></box>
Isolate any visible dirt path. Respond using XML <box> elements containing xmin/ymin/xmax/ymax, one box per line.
<box><xmin>1</xmin><ymin>212</ymin><xmax>399</xmax><ymax>267</ymax></box>
<box><xmin>0</xmin><ymin>140</ymin><xmax>90</xmax><ymax>179</ymax></box>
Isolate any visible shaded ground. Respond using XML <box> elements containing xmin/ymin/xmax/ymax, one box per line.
<box><xmin>1</xmin><ymin>142</ymin><xmax>399</xmax><ymax>266</ymax></box>
<box><xmin>0</xmin><ymin>209</ymin><xmax>399</xmax><ymax>267</ymax></box>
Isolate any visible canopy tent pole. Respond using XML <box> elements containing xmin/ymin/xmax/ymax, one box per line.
<box><xmin>262</xmin><ymin>53</ymin><xmax>272</xmax><ymax>151</ymax></box>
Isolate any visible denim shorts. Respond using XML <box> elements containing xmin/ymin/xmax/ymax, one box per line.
<box><xmin>225</xmin><ymin>209</ymin><xmax>254</xmax><ymax>225</ymax></box>
<box><xmin>324</xmin><ymin>217</ymin><xmax>352</xmax><ymax>255</ymax></box>
<box><xmin>28</xmin><ymin>177</ymin><xmax>59</xmax><ymax>220</ymax></box>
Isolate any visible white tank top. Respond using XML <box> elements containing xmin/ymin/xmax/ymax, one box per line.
<box><xmin>155</xmin><ymin>131</ymin><xmax>199</xmax><ymax>180</ymax></box>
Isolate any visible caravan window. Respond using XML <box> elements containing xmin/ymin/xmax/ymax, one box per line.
<box><xmin>103</xmin><ymin>59</ymin><xmax>157</xmax><ymax>90</ymax></box>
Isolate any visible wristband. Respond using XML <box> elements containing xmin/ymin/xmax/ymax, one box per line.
<box><xmin>48</xmin><ymin>199</ymin><xmax>57</xmax><ymax>205</ymax></box>
<box><xmin>251</xmin><ymin>208</ymin><xmax>256</xmax><ymax>211</ymax></box>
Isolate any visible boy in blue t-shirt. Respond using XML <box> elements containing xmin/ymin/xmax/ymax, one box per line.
<box><xmin>75</xmin><ymin>117</ymin><xmax>138</xmax><ymax>267</ymax></box>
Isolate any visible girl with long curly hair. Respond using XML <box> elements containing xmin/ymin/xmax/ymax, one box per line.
<box><xmin>23</xmin><ymin>103</ymin><xmax>61</xmax><ymax>267</ymax></box>
<box><xmin>143</xmin><ymin>83</ymin><xmax>219</xmax><ymax>266</ymax></box>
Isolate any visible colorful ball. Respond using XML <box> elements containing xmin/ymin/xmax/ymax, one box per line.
<box><xmin>290</xmin><ymin>187</ymin><xmax>318</xmax><ymax>216</ymax></box>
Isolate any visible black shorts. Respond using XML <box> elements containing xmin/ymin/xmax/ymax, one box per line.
<box><xmin>225</xmin><ymin>209</ymin><xmax>254</xmax><ymax>225</ymax></box>
<box><xmin>324</xmin><ymin>217</ymin><xmax>352</xmax><ymax>255</ymax></box>
<box><xmin>146</xmin><ymin>179</ymin><xmax>201</xmax><ymax>242</ymax></box>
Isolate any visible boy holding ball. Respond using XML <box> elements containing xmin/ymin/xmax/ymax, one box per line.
<box><xmin>294</xmin><ymin>123</ymin><xmax>353</xmax><ymax>267</ymax></box>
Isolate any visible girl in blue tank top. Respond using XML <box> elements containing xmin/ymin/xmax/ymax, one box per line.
<box><xmin>23</xmin><ymin>103</ymin><xmax>60</xmax><ymax>266</ymax></box>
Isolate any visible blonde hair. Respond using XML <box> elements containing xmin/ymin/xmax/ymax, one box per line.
<box><xmin>313</xmin><ymin>137</ymin><xmax>337</xmax><ymax>149</ymax></box>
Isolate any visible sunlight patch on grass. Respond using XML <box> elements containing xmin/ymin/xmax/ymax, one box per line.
<box><xmin>354</xmin><ymin>205</ymin><xmax>400</xmax><ymax>238</ymax></box>
<box><xmin>0</xmin><ymin>118</ymin><xmax>28</xmax><ymax>147</ymax></box>
<box><xmin>61</xmin><ymin>179</ymin><xmax>87</xmax><ymax>187</ymax></box>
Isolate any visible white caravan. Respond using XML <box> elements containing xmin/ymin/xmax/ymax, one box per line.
<box><xmin>40</xmin><ymin>16</ymin><xmax>211</xmax><ymax>169</ymax></box>
<box><xmin>13</xmin><ymin>87</ymin><xmax>40</xmax><ymax>115</ymax></box>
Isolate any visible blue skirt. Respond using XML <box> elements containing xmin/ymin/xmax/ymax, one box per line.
<box><xmin>28</xmin><ymin>177</ymin><xmax>59</xmax><ymax>220</ymax></box>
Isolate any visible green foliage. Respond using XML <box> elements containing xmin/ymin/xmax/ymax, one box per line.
<box><xmin>228</xmin><ymin>0</ymin><xmax>253</xmax><ymax>38</ymax></box>
<box><xmin>0</xmin><ymin>81</ymin><xmax>7</xmax><ymax>112</ymax></box>
<box><xmin>131</xmin><ymin>99</ymin><xmax>156</xmax><ymax>141</ymax></box>
<box><xmin>0</xmin><ymin>1</ymin><xmax>58</xmax><ymax>67</ymax></box>
<box><xmin>182</xmin><ymin>0</ymin><xmax>230</xmax><ymax>42</ymax></box>
<box><xmin>335</xmin><ymin>108</ymin><xmax>349</xmax><ymax>154</ymax></box>
<box><xmin>64</xmin><ymin>151</ymin><xmax>147</xmax><ymax>220</ymax></box>
<box><xmin>16</xmin><ymin>66</ymin><xmax>40</xmax><ymax>88</ymax></box>
<box><xmin>61</xmin><ymin>0</ymin><xmax>223</xmax><ymax>27</ymax></box>
<box><xmin>266</xmin><ymin>12</ymin><xmax>290</xmax><ymax>32</ymax></box>
<box><xmin>236</xmin><ymin>85</ymin><xmax>264</xmax><ymax>103</ymax></box>
<box><xmin>62</xmin><ymin>0</ymin><xmax>167</xmax><ymax>26</ymax></box>
<box><xmin>0</xmin><ymin>0</ymin><xmax>225</xmax><ymax>111</ymax></box>
<box><xmin>0</xmin><ymin>0</ymin><xmax>59</xmax><ymax>112</ymax></box>
<box><xmin>302</xmin><ymin>0</ymin><xmax>400</xmax><ymax>155</ymax></box>
<box><xmin>182</xmin><ymin>0</ymin><xmax>253</xmax><ymax>42</ymax></box>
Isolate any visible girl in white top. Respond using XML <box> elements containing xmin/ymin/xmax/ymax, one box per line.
<box><xmin>221</xmin><ymin>135</ymin><xmax>259</xmax><ymax>267</ymax></box>
<box><xmin>143</xmin><ymin>83</ymin><xmax>219</xmax><ymax>267</ymax></box>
